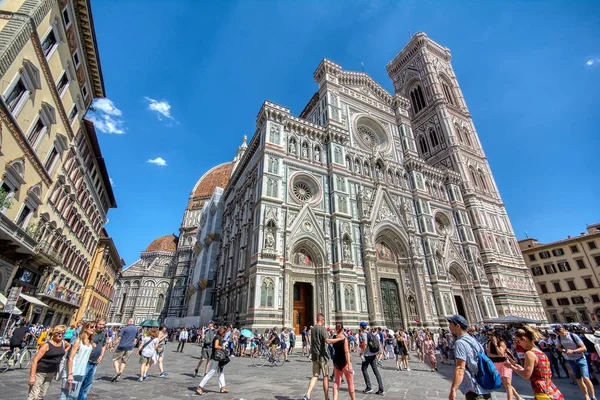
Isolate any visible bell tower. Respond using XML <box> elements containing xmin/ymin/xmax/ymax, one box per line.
<box><xmin>387</xmin><ymin>32</ymin><xmax>545</xmax><ymax>320</ymax></box>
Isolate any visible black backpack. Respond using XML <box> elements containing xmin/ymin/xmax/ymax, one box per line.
<box><xmin>367</xmin><ymin>331</ymin><xmax>380</xmax><ymax>353</ymax></box>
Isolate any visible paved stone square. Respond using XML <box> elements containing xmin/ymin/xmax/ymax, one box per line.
<box><xmin>0</xmin><ymin>343</ymin><xmax>586</xmax><ymax>399</ymax></box>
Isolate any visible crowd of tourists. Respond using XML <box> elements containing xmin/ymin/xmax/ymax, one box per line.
<box><xmin>4</xmin><ymin>313</ymin><xmax>600</xmax><ymax>399</ymax></box>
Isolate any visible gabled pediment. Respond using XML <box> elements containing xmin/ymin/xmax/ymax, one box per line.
<box><xmin>288</xmin><ymin>203</ymin><xmax>325</xmax><ymax>243</ymax></box>
<box><xmin>338</xmin><ymin>71</ymin><xmax>393</xmax><ymax>106</ymax></box>
<box><xmin>370</xmin><ymin>188</ymin><xmax>403</xmax><ymax>228</ymax></box>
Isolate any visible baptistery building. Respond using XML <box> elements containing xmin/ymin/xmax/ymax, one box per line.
<box><xmin>211</xmin><ymin>33</ymin><xmax>546</xmax><ymax>331</ymax></box>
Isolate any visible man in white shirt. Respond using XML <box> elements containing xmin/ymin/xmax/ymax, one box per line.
<box><xmin>176</xmin><ymin>328</ymin><xmax>189</xmax><ymax>353</ymax></box>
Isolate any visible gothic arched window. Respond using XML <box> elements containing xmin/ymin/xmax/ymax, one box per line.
<box><xmin>441</xmin><ymin>78</ymin><xmax>456</xmax><ymax>106</ymax></box>
<box><xmin>410</xmin><ymin>84</ymin><xmax>427</xmax><ymax>114</ymax></box>
<box><xmin>418</xmin><ymin>135</ymin><xmax>429</xmax><ymax>155</ymax></box>
<box><xmin>155</xmin><ymin>293</ymin><xmax>164</xmax><ymax>313</ymax></box>
<box><xmin>429</xmin><ymin>128</ymin><xmax>439</xmax><ymax>148</ymax></box>
<box><xmin>260</xmin><ymin>278</ymin><xmax>274</xmax><ymax>307</ymax></box>
<box><xmin>469</xmin><ymin>167</ymin><xmax>479</xmax><ymax>189</ymax></box>
<box><xmin>478</xmin><ymin>169</ymin><xmax>488</xmax><ymax>191</ymax></box>
<box><xmin>344</xmin><ymin>285</ymin><xmax>355</xmax><ymax>311</ymax></box>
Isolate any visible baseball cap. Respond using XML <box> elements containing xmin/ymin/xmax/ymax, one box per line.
<box><xmin>446</xmin><ymin>314</ymin><xmax>469</xmax><ymax>329</ymax></box>
<box><xmin>359</xmin><ymin>321</ymin><xmax>367</xmax><ymax>328</ymax></box>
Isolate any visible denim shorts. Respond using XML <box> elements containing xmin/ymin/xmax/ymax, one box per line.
<box><xmin>567</xmin><ymin>357</ymin><xmax>589</xmax><ymax>380</ymax></box>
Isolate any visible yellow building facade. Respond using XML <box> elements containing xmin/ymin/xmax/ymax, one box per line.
<box><xmin>0</xmin><ymin>0</ymin><xmax>116</xmax><ymax>327</ymax></box>
<box><xmin>74</xmin><ymin>229</ymin><xmax>123</xmax><ymax>323</ymax></box>
<box><xmin>519</xmin><ymin>224</ymin><xmax>600</xmax><ymax>325</ymax></box>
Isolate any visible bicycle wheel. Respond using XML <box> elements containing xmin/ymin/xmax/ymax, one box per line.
<box><xmin>273</xmin><ymin>353</ymin><xmax>284</xmax><ymax>367</ymax></box>
<box><xmin>19</xmin><ymin>350</ymin><xmax>32</xmax><ymax>369</ymax></box>
<box><xmin>253</xmin><ymin>352</ymin><xmax>267</xmax><ymax>367</ymax></box>
<box><xmin>0</xmin><ymin>352</ymin><xmax>11</xmax><ymax>372</ymax></box>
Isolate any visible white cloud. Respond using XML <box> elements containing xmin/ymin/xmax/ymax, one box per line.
<box><xmin>147</xmin><ymin>157</ymin><xmax>167</xmax><ymax>167</ymax></box>
<box><xmin>109</xmin><ymin>177</ymin><xmax>114</xmax><ymax>186</ymax></box>
<box><xmin>585</xmin><ymin>57</ymin><xmax>600</xmax><ymax>66</ymax></box>
<box><xmin>145</xmin><ymin>97</ymin><xmax>174</xmax><ymax>121</ymax></box>
<box><xmin>88</xmin><ymin>98</ymin><xmax>125</xmax><ymax>134</ymax></box>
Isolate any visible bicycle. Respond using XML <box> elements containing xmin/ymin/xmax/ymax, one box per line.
<box><xmin>0</xmin><ymin>345</ymin><xmax>33</xmax><ymax>372</ymax></box>
<box><xmin>252</xmin><ymin>346</ymin><xmax>284</xmax><ymax>367</ymax></box>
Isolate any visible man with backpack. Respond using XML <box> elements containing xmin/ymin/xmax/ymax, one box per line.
<box><xmin>447</xmin><ymin>315</ymin><xmax>492</xmax><ymax>400</ymax></box>
<box><xmin>554</xmin><ymin>325</ymin><xmax>596</xmax><ymax>400</ymax></box>
<box><xmin>359</xmin><ymin>321</ymin><xmax>385</xmax><ymax>395</ymax></box>
<box><xmin>194</xmin><ymin>323</ymin><xmax>215</xmax><ymax>377</ymax></box>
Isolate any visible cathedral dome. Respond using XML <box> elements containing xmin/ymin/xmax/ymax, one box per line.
<box><xmin>187</xmin><ymin>162</ymin><xmax>234</xmax><ymax>210</ymax></box>
<box><xmin>145</xmin><ymin>234</ymin><xmax>178</xmax><ymax>252</ymax></box>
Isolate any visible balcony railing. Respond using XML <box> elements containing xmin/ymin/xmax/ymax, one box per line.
<box><xmin>39</xmin><ymin>285</ymin><xmax>81</xmax><ymax>307</ymax></box>
<box><xmin>36</xmin><ymin>241</ymin><xmax>63</xmax><ymax>266</ymax></box>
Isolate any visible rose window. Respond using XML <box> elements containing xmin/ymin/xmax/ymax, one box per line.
<box><xmin>358</xmin><ymin>125</ymin><xmax>378</xmax><ymax>148</ymax></box>
<box><xmin>293</xmin><ymin>182</ymin><xmax>312</xmax><ymax>202</ymax></box>
<box><xmin>353</xmin><ymin>117</ymin><xmax>390</xmax><ymax>152</ymax></box>
<box><xmin>290</xmin><ymin>173</ymin><xmax>322</xmax><ymax>205</ymax></box>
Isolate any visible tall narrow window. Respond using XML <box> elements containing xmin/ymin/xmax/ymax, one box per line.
<box><xmin>41</xmin><ymin>29</ymin><xmax>58</xmax><ymax>58</ymax></box>
<box><xmin>260</xmin><ymin>279</ymin><xmax>274</xmax><ymax>307</ymax></box>
<box><xmin>410</xmin><ymin>84</ymin><xmax>427</xmax><ymax>114</ymax></box>
<box><xmin>27</xmin><ymin>118</ymin><xmax>46</xmax><ymax>148</ymax></box>
<box><xmin>429</xmin><ymin>128</ymin><xmax>439</xmax><ymax>148</ymax></box>
<box><xmin>68</xmin><ymin>104</ymin><xmax>79</xmax><ymax>123</ymax></box>
<box><xmin>56</xmin><ymin>72</ymin><xmax>69</xmax><ymax>96</ymax></box>
<box><xmin>478</xmin><ymin>170</ymin><xmax>488</xmax><ymax>191</ymax></box>
<box><xmin>470</xmin><ymin>168</ymin><xmax>479</xmax><ymax>188</ymax></box>
<box><xmin>442</xmin><ymin>82</ymin><xmax>455</xmax><ymax>105</ymax></box>
<box><xmin>44</xmin><ymin>147</ymin><xmax>59</xmax><ymax>172</ymax></box>
<box><xmin>418</xmin><ymin>135</ymin><xmax>429</xmax><ymax>155</ymax></box>
<box><xmin>16</xmin><ymin>205</ymin><xmax>32</xmax><ymax>227</ymax></box>
<box><xmin>4</xmin><ymin>79</ymin><xmax>27</xmax><ymax>112</ymax></box>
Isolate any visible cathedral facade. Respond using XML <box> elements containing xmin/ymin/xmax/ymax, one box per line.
<box><xmin>212</xmin><ymin>33</ymin><xmax>546</xmax><ymax>331</ymax></box>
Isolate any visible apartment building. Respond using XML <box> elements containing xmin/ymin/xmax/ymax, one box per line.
<box><xmin>519</xmin><ymin>223</ymin><xmax>600</xmax><ymax>325</ymax></box>
<box><xmin>0</xmin><ymin>0</ymin><xmax>116</xmax><ymax>327</ymax></box>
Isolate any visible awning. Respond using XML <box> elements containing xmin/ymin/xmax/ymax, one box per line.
<box><xmin>19</xmin><ymin>293</ymin><xmax>50</xmax><ymax>308</ymax></box>
<box><xmin>0</xmin><ymin>292</ymin><xmax>23</xmax><ymax>315</ymax></box>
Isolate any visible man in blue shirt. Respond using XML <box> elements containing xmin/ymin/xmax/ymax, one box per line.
<box><xmin>447</xmin><ymin>314</ymin><xmax>491</xmax><ymax>400</ymax></box>
<box><xmin>110</xmin><ymin>318</ymin><xmax>138</xmax><ymax>382</ymax></box>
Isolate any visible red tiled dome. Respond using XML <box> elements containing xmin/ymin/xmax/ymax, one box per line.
<box><xmin>187</xmin><ymin>162</ymin><xmax>234</xmax><ymax>210</ymax></box>
<box><xmin>145</xmin><ymin>234</ymin><xmax>178</xmax><ymax>252</ymax></box>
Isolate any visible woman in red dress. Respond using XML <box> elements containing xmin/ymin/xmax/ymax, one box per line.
<box><xmin>505</xmin><ymin>326</ymin><xmax>564</xmax><ymax>400</ymax></box>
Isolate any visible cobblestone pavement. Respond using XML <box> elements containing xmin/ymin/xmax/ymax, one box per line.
<box><xmin>0</xmin><ymin>344</ymin><xmax>587</xmax><ymax>399</ymax></box>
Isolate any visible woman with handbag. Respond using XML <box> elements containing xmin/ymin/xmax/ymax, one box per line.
<box><xmin>60</xmin><ymin>322</ymin><xmax>94</xmax><ymax>400</ymax></box>
<box><xmin>197</xmin><ymin>327</ymin><xmax>229</xmax><ymax>395</ymax></box>
<box><xmin>28</xmin><ymin>325</ymin><xmax>71</xmax><ymax>400</ymax></box>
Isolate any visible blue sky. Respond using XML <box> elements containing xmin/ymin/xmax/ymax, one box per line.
<box><xmin>88</xmin><ymin>0</ymin><xmax>600</xmax><ymax>265</ymax></box>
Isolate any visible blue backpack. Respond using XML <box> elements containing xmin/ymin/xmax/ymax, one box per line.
<box><xmin>460</xmin><ymin>336</ymin><xmax>502</xmax><ymax>390</ymax></box>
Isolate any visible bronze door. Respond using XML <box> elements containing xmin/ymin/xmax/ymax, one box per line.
<box><xmin>293</xmin><ymin>283</ymin><xmax>313</xmax><ymax>334</ymax></box>
<box><xmin>380</xmin><ymin>279</ymin><xmax>403</xmax><ymax>330</ymax></box>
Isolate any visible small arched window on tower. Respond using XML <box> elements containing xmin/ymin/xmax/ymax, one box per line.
<box><xmin>441</xmin><ymin>78</ymin><xmax>456</xmax><ymax>106</ymax></box>
<box><xmin>429</xmin><ymin>128</ymin><xmax>439</xmax><ymax>148</ymax></box>
<box><xmin>463</xmin><ymin>129</ymin><xmax>473</xmax><ymax>147</ymax></box>
<box><xmin>478</xmin><ymin>169</ymin><xmax>488</xmax><ymax>191</ymax></box>
<box><xmin>418</xmin><ymin>135</ymin><xmax>429</xmax><ymax>156</ymax></box>
<box><xmin>469</xmin><ymin>167</ymin><xmax>479</xmax><ymax>189</ymax></box>
<box><xmin>409</xmin><ymin>84</ymin><xmax>427</xmax><ymax>114</ymax></box>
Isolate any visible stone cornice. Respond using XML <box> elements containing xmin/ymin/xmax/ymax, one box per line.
<box><xmin>73</xmin><ymin>0</ymin><xmax>105</xmax><ymax>98</ymax></box>
<box><xmin>386</xmin><ymin>32</ymin><xmax>451</xmax><ymax>77</ymax></box>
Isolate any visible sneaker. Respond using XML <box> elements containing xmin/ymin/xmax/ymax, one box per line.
<box><xmin>302</xmin><ymin>396</ymin><xmax>310</xmax><ymax>400</ymax></box>
<box><xmin>110</xmin><ymin>373</ymin><xmax>121</xmax><ymax>382</ymax></box>
<box><xmin>406</xmin><ymin>368</ymin><xmax>411</xmax><ymax>371</ymax></box>
<box><xmin>138</xmin><ymin>377</ymin><xmax>143</xmax><ymax>382</ymax></box>
<box><xmin>143</xmin><ymin>374</ymin><xmax>148</xmax><ymax>379</ymax></box>
<box><xmin>193</xmin><ymin>369</ymin><xmax>198</xmax><ymax>377</ymax></box>
<box><xmin>363</xmin><ymin>388</ymin><xmax>374</xmax><ymax>394</ymax></box>
<box><xmin>376</xmin><ymin>389</ymin><xmax>385</xmax><ymax>395</ymax></box>
<box><xmin>159</xmin><ymin>372</ymin><xmax>168</xmax><ymax>378</ymax></box>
